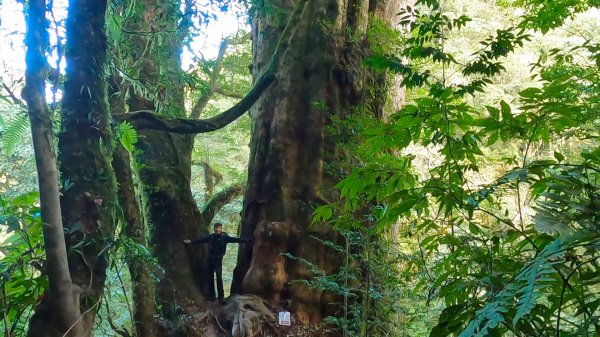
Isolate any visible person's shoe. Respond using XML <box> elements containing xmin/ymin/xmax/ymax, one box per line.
<box><xmin>206</xmin><ymin>298</ymin><xmax>216</xmax><ymax>302</ymax></box>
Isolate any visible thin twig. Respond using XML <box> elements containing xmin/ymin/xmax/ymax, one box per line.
<box><xmin>1</xmin><ymin>82</ymin><xmax>24</xmax><ymax>105</ymax></box>
<box><xmin>61</xmin><ymin>296</ymin><xmax>102</xmax><ymax>337</ymax></box>
<box><xmin>2</xmin><ymin>283</ymin><xmax>10</xmax><ymax>337</ymax></box>
<box><xmin>115</xmin><ymin>263</ymin><xmax>134</xmax><ymax>326</ymax></box>
<box><xmin>555</xmin><ymin>256</ymin><xmax>600</xmax><ymax>336</ymax></box>
<box><xmin>211</xmin><ymin>312</ymin><xmax>227</xmax><ymax>333</ymax></box>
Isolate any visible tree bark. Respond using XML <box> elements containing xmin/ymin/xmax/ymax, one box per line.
<box><xmin>114</xmin><ymin>1</ymin><xmax>269</xmax><ymax>327</ymax></box>
<box><xmin>109</xmin><ymin>73</ymin><xmax>158</xmax><ymax>337</ymax></box>
<box><xmin>56</xmin><ymin>0</ymin><xmax>117</xmax><ymax>334</ymax></box>
<box><xmin>232</xmin><ymin>0</ymin><xmax>405</xmax><ymax>327</ymax></box>
<box><xmin>25</xmin><ymin>0</ymin><xmax>119</xmax><ymax>335</ymax></box>
<box><xmin>23</xmin><ymin>1</ymin><xmax>84</xmax><ymax>336</ymax></box>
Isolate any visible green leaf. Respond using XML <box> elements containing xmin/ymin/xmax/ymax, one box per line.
<box><xmin>312</xmin><ymin>205</ymin><xmax>333</xmax><ymax>224</ymax></box>
<box><xmin>500</xmin><ymin>101</ymin><xmax>511</xmax><ymax>121</ymax></box>
<box><xmin>519</xmin><ymin>87</ymin><xmax>542</xmax><ymax>99</ymax></box>
<box><xmin>1</xmin><ymin>113</ymin><xmax>30</xmax><ymax>156</ymax></box>
<box><xmin>116</xmin><ymin>121</ymin><xmax>138</xmax><ymax>153</ymax></box>
<box><xmin>468</xmin><ymin>222</ymin><xmax>480</xmax><ymax>235</ymax></box>
<box><xmin>553</xmin><ymin>151</ymin><xmax>564</xmax><ymax>163</ymax></box>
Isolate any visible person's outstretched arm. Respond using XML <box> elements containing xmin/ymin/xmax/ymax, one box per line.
<box><xmin>183</xmin><ymin>234</ymin><xmax>212</xmax><ymax>245</ymax></box>
<box><xmin>225</xmin><ymin>233</ymin><xmax>253</xmax><ymax>244</ymax></box>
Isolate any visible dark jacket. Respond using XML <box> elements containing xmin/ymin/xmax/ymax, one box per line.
<box><xmin>191</xmin><ymin>233</ymin><xmax>248</xmax><ymax>259</ymax></box>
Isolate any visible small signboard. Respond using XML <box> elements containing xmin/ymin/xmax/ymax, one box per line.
<box><xmin>278</xmin><ymin>311</ymin><xmax>291</xmax><ymax>326</ymax></box>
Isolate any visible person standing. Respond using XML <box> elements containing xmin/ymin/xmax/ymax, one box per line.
<box><xmin>184</xmin><ymin>222</ymin><xmax>252</xmax><ymax>303</ymax></box>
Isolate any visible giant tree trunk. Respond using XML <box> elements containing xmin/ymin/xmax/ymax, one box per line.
<box><xmin>232</xmin><ymin>0</ymin><xmax>404</xmax><ymax>328</ymax></box>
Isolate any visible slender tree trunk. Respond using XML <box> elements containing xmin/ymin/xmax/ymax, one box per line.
<box><xmin>112</xmin><ymin>145</ymin><xmax>158</xmax><ymax>337</ymax></box>
<box><xmin>109</xmin><ymin>74</ymin><xmax>158</xmax><ymax>337</ymax></box>
<box><xmin>23</xmin><ymin>1</ymin><xmax>84</xmax><ymax>336</ymax></box>
<box><xmin>232</xmin><ymin>0</ymin><xmax>404</xmax><ymax>327</ymax></box>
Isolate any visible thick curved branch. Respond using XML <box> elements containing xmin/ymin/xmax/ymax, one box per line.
<box><xmin>201</xmin><ymin>184</ymin><xmax>245</xmax><ymax>224</ymax></box>
<box><xmin>114</xmin><ymin>66</ymin><xmax>275</xmax><ymax>134</ymax></box>
<box><xmin>215</xmin><ymin>87</ymin><xmax>245</xmax><ymax>99</ymax></box>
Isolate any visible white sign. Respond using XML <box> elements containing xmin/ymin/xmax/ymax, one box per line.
<box><xmin>278</xmin><ymin>311</ymin><xmax>291</xmax><ymax>326</ymax></box>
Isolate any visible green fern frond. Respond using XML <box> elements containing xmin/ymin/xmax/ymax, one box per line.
<box><xmin>1</xmin><ymin>113</ymin><xmax>30</xmax><ymax>156</ymax></box>
<box><xmin>512</xmin><ymin>237</ymin><xmax>565</xmax><ymax>326</ymax></box>
<box><xmin>458</xmin><ymin>288</ymin><xmax>513</xmax><ymax>337</ymax></box>
<box><xmin>459</xmin><ymin>235</ymin><xmax>577</xmax><ymax>337</ymax></box>
<box><xmin>116</xmin><ymin>121</ymin><xmax>138</xmax><ymax>153</ymax></box>
<box><xmin>513</xmin><ymin>259</ymin><xmax>548</xmax><ymax>326</ymax></box>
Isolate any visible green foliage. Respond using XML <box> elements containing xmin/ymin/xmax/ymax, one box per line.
<box><xmin>515</xmin><ymin>0</ymin><xmax>599</xmax><ymax>33</ymax></box>
<box><xmin>115</xmin><ymin>121</ymin><xmax>138</xmax><ymax>153</ymax></box>
<box><xmin>326</xmin><ymin>0</ymin><xmax>600</xmax><ymax>336</ymax></box>
<box><xmin>0</xmin><ymin>191</ymin><xmax>46</xmax><ymax>337</ymax></box>
<box><xmin>284</xmin><ymin>232</ymin><xmax>432</xmax><ymax>336</ymax></box>
<box><xmin>0</xmin><ymin>112</ymin><xmax>29</xmax><ymax>156</ymax></box>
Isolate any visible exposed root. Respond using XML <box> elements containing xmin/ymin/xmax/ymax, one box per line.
<box><xmin>163</xmin><ymin>295</ymin><xmax>338</xmax><ymax>337</ymax></box>
<box><xmin>215</xmin><ymin>295</ymin><xmax>337</xmax><ymax>337</ymax></box>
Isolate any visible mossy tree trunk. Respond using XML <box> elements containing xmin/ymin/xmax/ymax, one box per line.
<box><xmin>119</xmin><ymin>0</ymin><xmax>209</xmax><ymax>318</ymax></box>
<box><xmin>109</xmin><ymin>73</ymin><xmax>158</xmax><ymax>337</ymax></box>
<box><xmin>232</xmin><ymin>0</ymin><xmax>404</xmax><ymax>326</ymax></box>
<box><xmin>26</xmin><ymin>0</ymin><xmax>118</xmax><ymax>336</ymax></box>
<box><xmin>110</xmin><ymin>2</ymin><xmax>270</xmax><ymax>333</ymax></box>
<box><xmin>57</xmin><ymin>0</ymin><xmax>117</xmax><ymax>333</ymax></box>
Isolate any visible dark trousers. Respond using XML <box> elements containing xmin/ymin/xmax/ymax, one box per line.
<box><xmin>208</xmin><ymin>257</ymin><xmax>224</xmax><ymax>300</ymax></box>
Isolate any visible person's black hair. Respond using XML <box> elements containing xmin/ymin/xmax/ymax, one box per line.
<box><xmin>213</xmin><ymin>222</ymin><xmax>223</xmax><ymax>228</ymax></box>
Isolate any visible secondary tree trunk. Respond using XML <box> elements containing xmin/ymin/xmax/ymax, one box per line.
<box><xmin>120</xmin><ymin>1</ymin><xmax>211</xmax><ymax>319</ymax></box>
<box><xmin>57</xmin><ymin>0</ymin><xmax>117</xmax><ymax>334</ymax></box>
<box><xmin>232</xmin><ymin>0</ymin><xmax>404</xmax><ymax>328</ymax></box>
<box><xmin>26</xmin><ymin>0</ymin><xmax>117</xmax><ymax>336</ymax></box>
<box><xmin>23</xmin><ymin>1</ymin><xmax>84</xmax><ymax>336</ymax></box>
<box><xmin>109</xmin><ymin>73</ymin><xmax>158</xmax><ymax>337</ymax></box>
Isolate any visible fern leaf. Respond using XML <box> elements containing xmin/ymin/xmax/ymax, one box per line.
<box><xmin>512</xmin><ymin>237</ymin><xmax>565</xmax><ymax>326</ymax></box>
<box><xmin>1</xmin><ymin>113</ymin><xmax>30</xmax><ymax>156</ymax></box>
<box><xmin>458</xmin><ymin>288</ymin><xmax>512</xmax><ymax>337</ymax></box>
<box><xmin>459</xmin><ymin>235</ymin><xmax>574</xmax><ymax>336</ymax></box>
<box><xmin>513</xmin><ymin>259</ymin><xmax>543</xmax><ymax>326</ymax></box>
<box><xmin>116</xmin><ymin>121</ymin><xmax>138</xmax><ymax>153</ymax></box>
